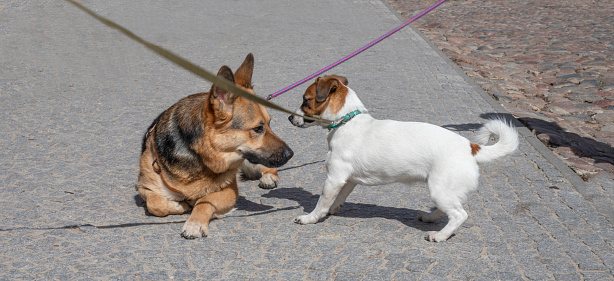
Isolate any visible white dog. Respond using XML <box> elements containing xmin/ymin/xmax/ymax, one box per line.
<box><xmin>288</xmin><ymin>75</ymin><xmax>519</xmax><ymax>242</ymax></box>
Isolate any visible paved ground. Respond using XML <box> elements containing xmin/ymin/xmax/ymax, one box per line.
<box><xmin>1</xmin><ymin>0</ymin><xmax>613</xmax><ymax>280</ymax></box>
<box><xmin>388</xmin><ymin>0</ymin><xmax>614</xmax><ymax>183</ymax></box>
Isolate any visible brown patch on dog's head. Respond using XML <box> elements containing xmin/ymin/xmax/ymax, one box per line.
<box><xmin>199</xmin><ymin>54</ymin><xmax>293</xmax><ymax>172</ymax></box>
<box><xmin>301</xmin><ymin>75</ymin><xmax>349</xmax><ymax>118</ymax></box>
<box><xmin>470</xmin><ymin>143</ymin><xmax>481</xmax><ymax>156</ymax></box>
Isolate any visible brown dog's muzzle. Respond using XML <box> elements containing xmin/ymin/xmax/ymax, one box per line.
<box><xmin>241</xmin><ymin>143</ymin><xmax>293</xmax><ymax>168</ymax></box>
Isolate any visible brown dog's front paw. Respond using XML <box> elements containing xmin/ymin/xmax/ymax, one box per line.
<box><xmin>258</xmin><ymin>173</ymin><xmax>279</xmax><ymax>189</ymax></box>
<box><xmin>181</xmin><ymin>221</ymin><xmax>209</xmax><ymax>239</ymax></box>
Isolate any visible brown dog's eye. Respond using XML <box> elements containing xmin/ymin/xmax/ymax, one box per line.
<box><xmin>252</xmin><ymin>125</ymin><xmax>264</xmax><ymax>134</ymax></box>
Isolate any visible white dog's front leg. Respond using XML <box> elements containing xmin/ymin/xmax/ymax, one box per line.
<box><xmin>295</xmin><ymin>178</ymin><xmax>347</xmax><ymax>224</ymax></box>
<box><xmin>329</xmin><ymin>182</ymin><xmax>357</xmax><ymax>215</ymax></box>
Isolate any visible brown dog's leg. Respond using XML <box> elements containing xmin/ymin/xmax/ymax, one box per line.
<box><xmin>138</xmin><ymin>146</ymin><xmax>192</xmax><ymax>216</ymax></box>
<box><xmin>181</xmin><ymin>182</ymin><xmax>239</xmax><ymax>239</ymax></box>
<box><xmin>137</xmin><ymin>185</ymin><xmax>192</xmax><ymax>217</ymax></box>
<box><xmin>258</xmin><ymin>167</ymin><xmax>279</xmax><ymax>189</ymax></box>
<box><xmin>240</xmin><ymin>162</ymin><xmax>279</xmax><ymax>189</ymax></box>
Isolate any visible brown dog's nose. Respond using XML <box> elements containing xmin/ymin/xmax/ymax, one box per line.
<box><xmin>283</xmin><ymin>146</ymin><xmax>294</xmax><ymax>161</ymax></box>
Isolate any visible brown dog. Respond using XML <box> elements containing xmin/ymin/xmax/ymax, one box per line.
<box><xmin>137</xmin><ymin>53</ymin><xmax>293</xmax><ymax>239</ymax></box>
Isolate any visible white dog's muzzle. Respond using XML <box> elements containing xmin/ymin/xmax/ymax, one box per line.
<box><xmin>288</xmin><ymin>109</ymin><xmax>315</xmax><ymax>128</ymax></box>
<box><xmin>288</xmin><ymin>114</ymin><xmax>304</xmax><ymax>127</ymax></box>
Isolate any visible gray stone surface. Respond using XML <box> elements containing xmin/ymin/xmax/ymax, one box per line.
<box><xmin>1</xmin><ymin>0</ymin><xmax>612</xmax><ymax>280</ymax></box>
<box><xmin>388</xmin><ymin>0</ymin><xmax>614</xmax><ymax>185</ymax></box>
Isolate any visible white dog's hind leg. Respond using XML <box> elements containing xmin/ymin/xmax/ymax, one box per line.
<box><xmin>329</xmin><ymin>182</ymin><xmax>357</xmax><ymax>215</ymax></box>
<box><xmin>423</xmin><ymin>163</ymin><xmax>477</xmax><ymax>242</ymax></box>
<box><xmin>426</xmin><ymin>200</ymin><xmax>468</xmax><ymax>242</ymax></box>
<box><xmin>296</xmin><ymin>178</ymin><xmax>347</xmax><ymax>224</ymax></box>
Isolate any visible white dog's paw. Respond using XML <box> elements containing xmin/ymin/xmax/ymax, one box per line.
<box><xmin>258</xmin><ymin>173</ymin><xmax>279</xmax><ymax>189</ymax></box>
<box><xmin>181</xmin><ymin>221</ymin><xmax>209</xmax><ymax>239</ymax></box>
<box><xmin>425</xmin><ymin>231</ymin><xmax>449</xmax><ymax>242</ymax></box>
<box><xmin>295</xmin><ymin>214</ymin><xmax>318</xmax><ymax>224</ymax></box>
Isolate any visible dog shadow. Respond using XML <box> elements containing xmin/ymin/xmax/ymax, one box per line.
<box><xmin>262</xmin><ymin>187</ymin><xmax>446</xmax><ymax>232</ymax></box>
<box><xmin>134</xmin><ymin>193</ymin><xmax>146</xmax><ymax>208</ymax></box>
<box><xmin>516</xmin><ymin>117</ymin><xmax>613</xmax><ymax>166</ymax></box>
<box><xmin>442</xmin><ymin>113</ymin><xmax>522</xmax><ymax>132</ymax></box>
<box><xmin>441</xmin><ymin>123</ymin><xmax>483</xmax><ymax>132</ymax></box>
<box><xmin>133</xmin><ymin>192</ymin><xmax>278</xmax><ymax>216</ymax></box>
<box><xmin>444</xmin><ymin>113</ymin><xmax>614</xmax><ymax>174</ymax></box>
<box><xmin>235</xmin><ymin>196</ymin><xmax>275</xmax><ymax>212</ymax></box>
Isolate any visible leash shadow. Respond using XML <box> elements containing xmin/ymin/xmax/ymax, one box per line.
<box><xmin>276</xmin><ymin>160</ymin><xmax>325</xmax><ymax>172</ymax></box>
<box><xmin>0</xmin><ymin>221</ymin><xmax>186</xmax><ymax>232</ymax></box>
<box><xmin>262</xmin><ymin>187</ymin><xmax>446</xmax><ymax>232</ymax></box>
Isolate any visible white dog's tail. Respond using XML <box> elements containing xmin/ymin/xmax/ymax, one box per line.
<box><xmin>473</xmin><ymin>119</ymin><xmax>519</xmax><ymax>163</ymax></box>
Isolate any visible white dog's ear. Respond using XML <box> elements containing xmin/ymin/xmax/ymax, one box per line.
<box><xmin>337</xmin><ymin>75</ymin><xmax>349</xmax><ymax>86</ymax></box>
<box><xmin>316</xmin><ymin>77</ymin><xmax>341</xmax><ymax>102</ymax></box>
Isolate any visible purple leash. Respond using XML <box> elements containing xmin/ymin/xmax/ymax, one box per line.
<box><xmin>265</xmin><ymin>0</ymin><xmax>447</xmax><ymax>100</ymax></box>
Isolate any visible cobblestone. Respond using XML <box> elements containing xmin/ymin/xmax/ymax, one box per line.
<box><xmin>1</xmin><ymin>0</ymin><xmax>613</xmax><ymax>280</ymax></box>
<box><xmin>388</xmin><ymin>0</ymin><xmax>614</xmax><ymax>184</ymax></box>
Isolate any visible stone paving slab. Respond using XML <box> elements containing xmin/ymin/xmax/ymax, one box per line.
<box><xmin>0</xmin><ymin>0</ymin><xmax>612</xmax><ymax>280</ymax></box>
<box><xmin>387</xmin><ymin>0</ymin><xmax>614</xmax><ymax>185</ymax></box>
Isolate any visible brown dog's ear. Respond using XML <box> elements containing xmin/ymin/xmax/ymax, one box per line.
<box><xmin>316</xmin><ymin>76</ymin><xmax>341</xmax><ymax>103</ymax></box>
<box><xmin>210</xmin><ymin>65</ymin><xmax>237</xmax><ymax>120</ymax></box>
<box><xmin>234</xmin><ymin>53</ymin><xmax>254</xmax><ymax>89</ymax></box>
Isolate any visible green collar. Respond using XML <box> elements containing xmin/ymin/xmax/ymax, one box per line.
<box><xmin>327</xmin><ymin>110</ymin><xmax>362</xmax><ymax>131</ymax></box>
